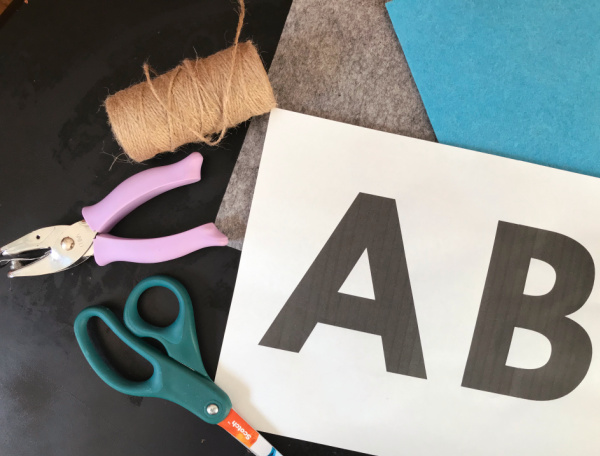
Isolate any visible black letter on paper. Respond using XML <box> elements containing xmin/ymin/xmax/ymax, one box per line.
<box><xmin>462</xmin><ymin>222</ymin><xmax>594</xmax><ymax>400</ymax></box>
<box><xmin>260</xmin><ymin>193</ymin><xmax>426</xmax><ymax>379</ymax></box>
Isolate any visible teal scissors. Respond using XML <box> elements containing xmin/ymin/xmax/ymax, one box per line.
<box><xmin>74</xmin><ymin>275</ymin><xmax>282</xmax><ymax>456</ymax></box>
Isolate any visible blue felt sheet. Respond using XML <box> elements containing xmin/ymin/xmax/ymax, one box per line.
<box><xmin>386</xmin><ymin>0</ymin><xmax>600</xmax><ymax>176</ymax></box>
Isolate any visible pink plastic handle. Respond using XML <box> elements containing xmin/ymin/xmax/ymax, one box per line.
<box><xmin>92</xmin><ymin>223</ymin><xmax>228</xmax><ymax>266</ymax></box>
<box><xmin>82</xmin><ymin>153</ymin><xmax>203</xmax><ymax>233</ymax></box>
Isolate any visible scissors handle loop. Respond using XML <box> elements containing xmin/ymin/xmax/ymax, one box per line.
<box><xmin>74</xmin><ymin>305</ymin><xmax>232</xmax><ymax>425</ymax></box>
<box><xmin>123</xmin><ymin>275</ymin><xmax>208</xmax><ymax>377</ymax></box>
<box><xmin>74</xmin><ymin>306</ymin><xmax>164</xmax><ymax>396</ymax></box>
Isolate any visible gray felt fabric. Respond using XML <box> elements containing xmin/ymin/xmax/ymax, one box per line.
<box><xmin>217</xmin><ymin>0</ymin><xmax>435</xmax><ymax>250</ymax></box>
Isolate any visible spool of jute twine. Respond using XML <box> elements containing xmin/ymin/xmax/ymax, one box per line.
<box><xmin>104</xmin><ymin>0</ymin><xmax>275</xmax><ymax>162</ymax></box>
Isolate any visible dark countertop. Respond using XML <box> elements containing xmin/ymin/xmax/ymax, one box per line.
<box><xmin>0</xmin><ymin>1</ymin><xmax>367</xmax><ymax>455</ymax></box>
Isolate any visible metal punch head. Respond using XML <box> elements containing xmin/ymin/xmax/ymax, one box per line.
<box><xmin>1</xmin><ymin>221</ymin><xmax>96</xmax><ymax>278</ymax></box>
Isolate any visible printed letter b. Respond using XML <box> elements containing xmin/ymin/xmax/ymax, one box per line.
<box><xmin>462</xmin><ymin>222</ymin><xmax>594</xmax><ymax>400</ymax></box>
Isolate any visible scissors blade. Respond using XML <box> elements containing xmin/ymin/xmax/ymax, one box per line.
<box><xmin>218</xmin><ymin>409</ymin><xmax>283</xmax><ymax>456</ymax></box>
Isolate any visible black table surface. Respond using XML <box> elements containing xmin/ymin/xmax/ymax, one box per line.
<box><xmin>0</xmin><ymin>1</ymin><xmax>368</xmax><ymax>455</ymax></box>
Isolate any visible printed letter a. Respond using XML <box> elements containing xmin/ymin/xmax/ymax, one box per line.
<box><xmin>260</xmin><ymin>193</ymin><xmax>426</xmax><ymax>379</ymax></box>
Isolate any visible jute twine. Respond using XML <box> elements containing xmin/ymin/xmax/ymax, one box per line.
<box><xmin>104</xmin><ymin>0</ymin><xmax>276</xmax><ymax>162</ymax></box>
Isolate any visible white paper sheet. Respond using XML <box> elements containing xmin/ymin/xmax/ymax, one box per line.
<box><xmin>216</xmin><ymin>109</ymin><xmax>600</xmax><ymax>455</ymax></box>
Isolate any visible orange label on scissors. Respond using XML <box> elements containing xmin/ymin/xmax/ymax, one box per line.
<box><xmin>218</xmin><ymin>409</ymin><xmax>259</xmax><ymax>448</ymax></box>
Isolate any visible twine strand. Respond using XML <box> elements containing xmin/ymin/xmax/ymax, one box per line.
<box><xmin>104</xmin><ymin>0</ymin><xmax>275</xmax><ymax>162</ymax></box>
